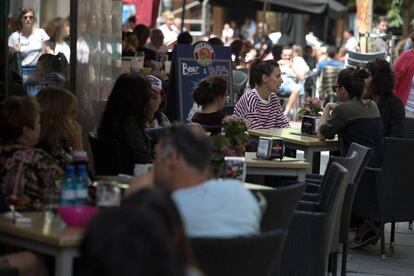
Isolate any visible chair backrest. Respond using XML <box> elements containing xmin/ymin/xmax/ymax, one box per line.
<box><xmin>403</xmin><ymin>117</ymin><xmax>414</xmax><ymax>139</ymax></box>
<box><xmin>318</xmin><ymin>66</ymin><xmax>342</xmax><ymax>101</ymax></box>
<box><xmin>281</xmin><ymin>162</ymin><xmax>349</xmax><ymax>276</ymax></box>
<box><xmin>252</xmin><ymin>182</ymin><xmax>306</xmax><ymax>232</ymax></box>
<box><xmin>232</xmin><ymin>69</ymin><xmax>248</xmax><ymax>98</ymax></box>
<box><xmin>191</xmin><ymin>229</ymin><xmax>285</xmax><ymax>276</ymax></box>
<box><xmin>346</xmin><ymin>51</ymin><xmax>386</xmax><ymax>68</ymax></box>
<box><xmin>380</xmin><ymin>137</ymin><xmax>414</xmax><ymax>221</ymax></box>
<box><xmin>88</xmin><ymin>132</ymin><xmax>124</xmax><ymax>176</ymax></box>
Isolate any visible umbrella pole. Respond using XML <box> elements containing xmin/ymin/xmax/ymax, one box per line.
<box><xmin>180</xmin><ymin>0</ymin><xmax>186</xmax><ymax>32</ymax></box>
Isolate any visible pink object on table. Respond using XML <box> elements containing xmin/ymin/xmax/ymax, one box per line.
<box><xmin>58</xmin><ymin>206</ymin><xmax>98</xmax><ymax>227</ymax></box>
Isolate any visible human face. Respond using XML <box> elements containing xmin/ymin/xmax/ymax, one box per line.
<box><xmin>377</xmin><ymin>20</ymin><xmax>388</xmax><ymax>33</ymax></box>
<box><xmin>263</xmin><ymin>67</ymin><xmax>283</xmax><ymax>93</ymax></box>
<box><xmin>281</xmin><ymin>49</ymin><xmax>292</xmax><ymax>61</ymax></box>
<box><xmin>149</xmin><ymin>92</ymin><xmax>162</xmax><ymax>116</ymax></box>
<box><xmin>21</xmin><ymin>11</ymin><xmax>34</xmax><ymax>28</ymax></box>
<box><xmin>334</xmin><ymin>83</ymin><xmax>348</xmax><ymax>102</ymax></box>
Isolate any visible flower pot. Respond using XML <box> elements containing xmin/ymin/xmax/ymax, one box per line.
<box><xmin>301</xmin><ymin>115</ymin><xmax>321</xmax><ymax>135</ymax></box>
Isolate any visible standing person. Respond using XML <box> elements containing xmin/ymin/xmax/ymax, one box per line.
<box><xmin>44</xmin><ymin>17</ymin><xmax>70</xmax><ymax>63</ymax></box>
<box><xmin>221</xmin><ymin>23</ymin><xmax>234</xmax><ymax>46</ymax></box>
<box><xmin>318</xmin><ymin>67</ymin><xmax>384</xmax><ymax>168</ymax></box>
<box><xmin>159</xmin><ymin>11</ymin><xmax>179</xmax><ymax>46</ymax></box>
<box><xmin>394</xmin><ymin>31</ymin><xmax>414</xmax><ymax>118</ymax></box>
<box><xmin>191</xmin><ymin>76</ymin><xmax>228</xmax><ymax>127</ymax></box>
<box><xmin>364</xmin><ymin>59</ymin><xmax>405</xmax><ymax>137</ymax></box>
<box><xmin>234</xmin><ymin>59</ymin><xmax>289</xmax><ymax>129</ymax></box>
<box><xmin>372</xmin><ymin>16</ymin><xmax>389</xmax><ymax>53</ymax></box>
<box><xmin>36</xmin><ymin>87</ymin><xmax>87</xmax><ymax>168</ymax></box>
<box><xmin>98</xmin><ymin>73</ymin><xmax>153</xmax><ymax>173</ymax></box>
<box><xmin>343</xmin><ymin>30</ymin><xmax>358</xmax><ymax>52</ymax></box>
<box><xmin>8</xmin><ymin>9</ymin><xmax>50</xmax><ymax>67</ymax></box>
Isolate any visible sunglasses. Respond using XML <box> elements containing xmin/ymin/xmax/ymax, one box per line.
<box><xmin>332</xmin><ymin>85</ymin><xmax>340</xmax><ymax>92</ymax></box>
<box><xmin>23</xmin><ymin>16</ymin><xmax>34</xmax><ymax>20</ymax></box>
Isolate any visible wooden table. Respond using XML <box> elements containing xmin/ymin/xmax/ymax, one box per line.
<box><xmin>248</xmin><ymin>128</ymin><xmax>339</xmax><ymax>174</ymax></box>
<box><xmin>245</xmin><ymin>152</ymin><xmax>310</xmax><ymax>182</ymax></box>
<box><xmin>0</xmin><ymin>212</ymin><xmax>83</xmax><ymax>276</ymax></box>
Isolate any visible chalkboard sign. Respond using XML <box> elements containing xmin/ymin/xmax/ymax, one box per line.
<box><xmin>171</xmin><ymin>42</ymin><xmax>233</xmax><ymax>122</ymax></box>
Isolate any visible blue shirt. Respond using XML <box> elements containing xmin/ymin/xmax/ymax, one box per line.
<box><xmin>317</xmin><ymin>59</ymin><xmax>344</xmax><ymax>76</ymax></box>
<box><xmin>172</xmin><ymin>179</ymin><xmax>261</xmax><ymax>237</ymax></box>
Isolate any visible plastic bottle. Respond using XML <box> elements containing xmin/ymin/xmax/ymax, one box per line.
<box><xmin>60</xmin><ymin>165</ymin><xmax>76</xmax><ymax>206</ymax></box>
<box><xmin>76</xmin><ymin>164</ymin><xmax>90</xmax><ymax>205</ymax></box>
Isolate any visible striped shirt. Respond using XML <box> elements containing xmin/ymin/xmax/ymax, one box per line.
<box><xmin>234</xmin><ymin>89</ymin><xmax>289</xmax><ymax>129</ymax></box>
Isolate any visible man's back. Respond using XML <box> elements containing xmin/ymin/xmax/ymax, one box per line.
<box><xmin>172</xmin><ymin>179</ymin><xmax>261</xmax><ymax>238</ymax></box>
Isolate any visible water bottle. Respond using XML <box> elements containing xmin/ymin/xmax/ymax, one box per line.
<box><xmin>60</xmin><ymin>165</ymin><xmax>76</xmax><ymax>206</ymax></box>
<box><xmin>76</xmin><ymin>164</ymin><xmax>90</xmax><ymax>205</ymax></box>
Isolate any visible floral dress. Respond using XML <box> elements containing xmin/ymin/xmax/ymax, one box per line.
<box><xmin>0</xmin><ymin>144</ymin><xmax>63</xmax><ymax>211</ymax></box>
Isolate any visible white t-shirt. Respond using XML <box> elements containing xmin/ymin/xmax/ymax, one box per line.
<box><xmin>159</xmin><ymin>24</ymin><xmax>178</xmax><ymax>45</ymax></box>
<box><xmin>172</xmin><ymin>179</ymin><xmax>261</xmax><ymax>238</ymax></box>
<box><xmin>8</xmin><ymin>29</ymin><xmax>50</xmax><ymax>66</ymax></box>
<box><xmin>53</xmin><ymin>41</ymin><xmax>71</xmax><ymax>64</ymax></box>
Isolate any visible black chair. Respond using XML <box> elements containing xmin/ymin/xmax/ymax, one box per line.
<box><xmin>281</xmin><ymin>162</ymin><xmax>349</xmax><ymax>276</ymax></box>
<box><xmin>403</xmin><ymin>117</ymin><xmax>414</xmax><ymax>230</ymax></box>
<box><xmin>88</xmin><ymin>132</ymin><xmax>125</xmax><ymax>176</ymax></box>
<box><xmin>346</xmin><ymin>51</ymin><xmax>386</xmax><ymax>68</ymax></box>
<box><xmin>352</xmin><ymin>137</ymin><xmax>414</xmax><ymax>259</ymax></box>
<box><xmin>191</xmin><ymin>229</ymin><xmax>285</xmax><ymax>276</ymax></box>
<box><xmin>301</xmin><ymin>143</ymin><xmax>373</xmax><ymax>275</ymax></box>
<box><xmin>251</xmin><ymin>182</ymin><xmax>306</xmax><ymax>232</ymax></box>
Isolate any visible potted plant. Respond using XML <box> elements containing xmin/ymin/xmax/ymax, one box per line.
<box><xmin>209</xmin><ymin>115</ymin><xmax>249</xmax><ymax>178</ymax></box>
<box><xmin>297</xmin><ymin>97</ymin><xmax>323</xmax><ymax>135</ymax></box>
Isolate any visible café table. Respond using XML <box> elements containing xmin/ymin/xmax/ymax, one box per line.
<box><xmin>245</xmin><ymin>152</ymin><xmax>310</xmax><ymax>182</ymax></box>
<box><xmin>248</xmin><ymin>128</ymin><xmax>339</xmax><ymax>174</ymax></box>
<box><xmin>0</xmin><ymin>212</ymin><xmax>82</xmax><ymax>276</ymax></box>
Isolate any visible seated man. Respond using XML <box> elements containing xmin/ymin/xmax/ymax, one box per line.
<box><xmin>127</xmin><ymin>124</ymin><xmax>261</xmax><ymax>238</ymax></box>
<box><xmin>278</xmin><ymin>46</ymin><xmax>309</xmax><ymax>117</ymax></box>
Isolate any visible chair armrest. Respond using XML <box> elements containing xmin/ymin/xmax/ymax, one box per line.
<box><xmin>301</xmin><ymin>192</ymin><xmax>319</xmax><ymax>202</ymax></box>
<box><xmin>296</xmin><ymin>200</ymin><xmax>321</xmax><ymax>212</ymax></box>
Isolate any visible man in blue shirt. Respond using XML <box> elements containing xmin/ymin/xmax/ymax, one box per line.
<box><xmin>317</xmin><ymin>46</ymin><xmax>344</xmax><ymax>76</ymax></box>
<box><xmin>127</xmin><ymin>124</ymin><xmax>261</xmax><ymax>238</ymax></box>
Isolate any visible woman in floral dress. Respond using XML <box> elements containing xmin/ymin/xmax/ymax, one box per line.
<box><xmin>0</xmin><ymin>96</ymin><xmax>62</xmax><ymax>211</ymax></box>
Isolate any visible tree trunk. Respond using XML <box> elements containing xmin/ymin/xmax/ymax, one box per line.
<box><xmin>402</xmin><ymin>0</ymin><xmax>413</xmax><ymax>37</ymax></box>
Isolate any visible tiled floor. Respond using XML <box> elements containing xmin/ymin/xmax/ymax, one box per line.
<box><xmin>340</xmin><ymin>222</ymin><xmax>414</xmax><ymax>275</ymax></box>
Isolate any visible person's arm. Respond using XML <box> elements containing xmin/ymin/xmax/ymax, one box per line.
<box><xmin>121</xmin><ymin>117</ymin><xmax>153</xmax><ymax>164</ymax></box>
<box><xmin>318</xmin><ymin>102</ymin><xmax>337</xmax><ymax>141</ymax></box>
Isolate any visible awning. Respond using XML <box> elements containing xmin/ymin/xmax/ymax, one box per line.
<box><xmin>210</xmin><ymin>0</ymin><xmax>347</xmax><ymax>19</ymax></box>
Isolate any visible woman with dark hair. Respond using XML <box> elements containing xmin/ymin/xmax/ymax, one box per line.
<box><xmin>146</xmin><ymin>75</ymin><xmax>170</xmax><ymax>128</ymax></box>
<box><xmin>318</xmin><ymin>67</ymin><xmax>383</xmax><ymax>167</ymax></box>
<box><xmin>234</xmin><ymin>59</ymin><xmax>289</xmax><ymax>129</ymax></box>
<box><xmin>98</xmin><ymin>73</ymin><xmax>153</xmax><ymax>173</ymax></box>
<box><xmin>79</xmin><ymin>188</ymin><xmax>201</xmax><ymax>276</ymax></box>
<box><xmin>364</xmin><ymin>59</ymin><xmax>405</xmax><ymax>137</ymax></box>
<box><xmin>36</xmin><ymin>87</ymin><xmax>86</xmax><ymax>168</ymax></box>
<box><xmin>191</xmin><ymin>76</ymin><xmax>228</xmax><ymax>126</ymax></box>
<box><xmin>8</xmin><ymin>8</ymin><xmax>50</xmax><ymax>67</ymax></box>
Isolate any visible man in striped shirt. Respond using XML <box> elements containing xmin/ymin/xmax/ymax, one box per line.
<box><xmin>234</xmin><ymin>59</ymin><xmax>289</xmax><ymax>129</ymax></box>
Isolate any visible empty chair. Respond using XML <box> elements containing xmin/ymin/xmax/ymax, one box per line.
<box><xmin>88</xmin><ymin>132</ymin><xmax>125</xmax><ymax>176</ymax></box>
<box><xmin>191</xmin><ymin>229</ymin><xmax>285</xmax><ymax>276</ymax></box>
<box><xmin>251</xmin><ymin>182</ymin><xmax>306</xmax><ymax>232</ymax></box>
<box><xmin>352</xmin><ymin>137</ymin><xmax>414</xmax><ymax>259</ymax></box>
<box><xmin>281</xmin><ymin>162</ymin><xmax>349</xmax><ymax>276</ymax></box>
<box><xmin>346</xmin><ymin>51</ymin><xmax>386</xmax><ymax>68</ymax></box>
<box><xmin>318</xmin><ymin>66</ymin><xmax>342</xmax><ymax>103</ymax></box>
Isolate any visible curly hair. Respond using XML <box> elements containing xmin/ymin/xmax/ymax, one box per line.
<box><xmin>98</xmin><ymin>73</ymin><xmax>151</xmax><ymax>139</ymax></box>
<box><xmin>365</xmin><ymin>59</ymin><xmax>394</xmax><ymax>98</ymax></box>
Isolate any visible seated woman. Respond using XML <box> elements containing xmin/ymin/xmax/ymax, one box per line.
<box><xmin>191</xmin><ymin>76</ymin><xmax>228</xmax><ymax>130</ymax></box>
<box><xmin>234</xmin><ymin>59</ymin><xmax>289</xmax><ymax>129</ymax></box>
<box><xmin>98</xmin><ymin>73</ymin><xmax>153</xmax><ymax>174</ymax></box>
<box><xmin>318</xmin><ymin>67</ymin><xmax>384</xmax><ymax>168</ymax></box>
<box><xmin>146</xmin><ymin>75</ymin><xmax>170</xmax><ymax>129</ymax></box>
<box><xmin>363</xmin><ymin>59</ymin><xmax>405</xmax><ymax>138</ymax></box>
<box><xmin>36</xmin><ymin>87</ymin><xmax>87</xmax><ymax>168</ymax></box>
<box><xmin>0</xmin><ymin>96</ymin><xmax>62</xmax><ymax>211</ymax></box>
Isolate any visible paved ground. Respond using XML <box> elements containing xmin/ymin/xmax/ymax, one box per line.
<box><xmin>341</xmin><ymin>222</ymin><xmax>414</xmax><ymax>275</ymax></box>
